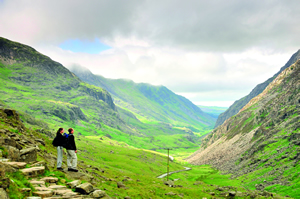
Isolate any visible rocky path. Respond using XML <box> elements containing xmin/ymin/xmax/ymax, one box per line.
<box><xmin>0</xmin><ymin>159</ymin><xmax>111</xmax><ymax>199</ymax></box>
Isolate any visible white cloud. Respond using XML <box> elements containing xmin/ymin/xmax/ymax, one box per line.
<box><xmin>1</xmin><ymin>0</ymin><xmax>299</xmax><ymax>106</ymax></box>
<box><xmin>37</xmin><ymin>40</ymin><xmax>294</xmax><ymax>106</ymax></box>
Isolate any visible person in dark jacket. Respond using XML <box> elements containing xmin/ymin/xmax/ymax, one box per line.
<box><xmin>53</xmin><ymin>127</ymin><xmax>65</xmax><ymax>171</ymax></box>
<box><xmin>66</xmin><ymin>128</ymin><xmax>78</xmax><ymax>172</ymax></box>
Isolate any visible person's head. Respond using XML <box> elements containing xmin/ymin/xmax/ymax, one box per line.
<box><xmin>68</xmin><ymin>128</ymin><xmax>74</xmax><ymax>134</ymax></box>
<box><xmin>57</xmin><ymin>127</ymin><xmax>64</xmax><ymax>135</ymax></box>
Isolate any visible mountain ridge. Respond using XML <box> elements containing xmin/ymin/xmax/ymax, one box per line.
<box><xmin>69</xmin><ymin>65</ymin><xmax>215</xmax><ymax>130</ymax></box>
<box><xmin>186</xmin><ymin>59</ymin><xmax>300</xmax><ymax>197</ymax></box>
<box><xmin>215</xmin><ymin>49</ymin><xmax>300</xmax><ymax>128</ymax></box>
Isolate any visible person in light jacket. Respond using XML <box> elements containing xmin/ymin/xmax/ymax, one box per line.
<box><xmin>66</xmin><ymin>128</ymin><xmax>78</xmax><ymax>172</ymax></box>
<box><xmin>53</xmin><ymin>127</ymin><xmax>66</xmax><ymax>171</ymax></box>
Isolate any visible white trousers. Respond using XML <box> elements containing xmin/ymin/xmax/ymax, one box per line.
<box><xmin>57</xmin><ymin>146</ymin><xmax>63</xmax><ymax>168</ymax></box>
<box><xmin>67</xmin><ymin>150</ymin><xmax>77</xmax><ymax>169</ymax></box>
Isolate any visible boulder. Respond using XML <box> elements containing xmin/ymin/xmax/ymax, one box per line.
<box><xmin>228</xmin><ymin>191</ymin><xmax>236</xmax><ymax>196</ymax></box>
<box><xmin>75</xmin><ymin>182</ymin><xmax>94</xmax><ymax>194</ymax></box>
<box><xmin>193</xmin><ymin>181</ymin><xmax>203</xmax><ymax>185</ymax></box>
<box><xmin>117</xmin><ymin>181</ymin><xmax>128</xmax><ymax>189</ymax></box>
<box><xmin>67</xmin><ymin>180</ymin><xmax>81</xmax><ymax>189</ymax></box>
<box><xmin>165</xmin><ymin>192</ymin><xmax>176</xmax><ymax>196</ymax></box>
<box><xmin>20</xmin><ymin>147</ymin><xmax>37</xmax><ymax>163</ymax></box>
<box><xmin>90</xmin><ymin>190</ymin><xmax>106</xmax><ymax>198</ymax></box>
<box><xmin>164</xmin><ymin>180</ymin><xmax>174</xmax><ymax>187</ymax></box>
<box><xmin>6</xmin><ymin>146</ymin><xmax>20</xmax><ymax>161</ymax></box>
<box><xmin>0</xmin><ymin>188</ymin><xmax>9</xmax><ymax>199</ymax></box>
<box><xmin>42</xmin><ymin>153</ymin><xmax>56</xmax><ymax>168</ymax></box>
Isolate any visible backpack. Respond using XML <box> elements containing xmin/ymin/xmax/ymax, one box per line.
<box><xmin>52</xmin><ymin>136</ymin><xmax>58</xmax><ymax>147</ymax></box>
<box><xmin>62</xmin><ymin>133</ymin><xmax>69</xmax><ymax>148</ymax></box>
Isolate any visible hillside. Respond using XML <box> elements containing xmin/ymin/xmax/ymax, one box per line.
<box><xmin>186</xmin><ymin>60</ymin><xmax>300</xmax><ymax>198</ymax></box>
<box><xmin>70</xmin><ymin>65</ymin><xmax>215</xmax><ymax>131</ymax></box>
<box><xmin>215</xmin><ymin>49</ymin><xmax>300</xmax><ymax>128</ymax></box>
<box><xmin>0</xmin><ymin>37</ymin><xmax>130</xmax><ymax>134</ymax></box>
<box><xmin>0</xmin><ymin>37</ymin><xmax>212</xmax><ymax>151</ymax></box>
<box><xmin>0</xmin><ymin>104</ymin><xmax>284</xmax><ymax>198</ymax></box>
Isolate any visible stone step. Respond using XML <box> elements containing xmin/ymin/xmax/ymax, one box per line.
<box><xmin>3</xmin><ymin>161</ymin><xmax>27</xmax><ymax>169</ymax></box>
<box><xmin>33</xmin><ymin>190</ymin><xmax>54</xmax><ymax>198</ymax></box>
<box><xmin>21</xmin><ymin>166</ymin><xmax>45</xmax><ymax>177</ymax></box>
<box><xmin>29</xmin><ymin>180</ymin><xmax>46</xmax><ymax>187</ymax></box>
<box><xmin>44</xmin><ymin>196</ymin><xmax>83</xmax><ymax>199</ymax></box>
<box><xmin>35</xmin><ymin>187</ymin><xmax>52</xmax><ymax>192</ymax></box>
<box><xmin>48</xmin><ymin>185</ymin><xmax>67</xmax><ymax>190</ymax></box>
<box><xmin>54</xmin><ymin>189</ymin><xmax>77</xmax><ymax>196</ymax></box>
<box><xmin>40</xmin><ymin>177</ymin><xmax>59</xmax><ymax>183</ymax></box>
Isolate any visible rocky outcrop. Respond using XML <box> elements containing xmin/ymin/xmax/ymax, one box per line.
<box><xmin>79</xmin><ymin>83</ymin><xmax>116</xmax><ymax>111</ymax></box>
<box><xmin>215</xmin><ymin>49</ymin><xmax>300</xmax><ymax>128</ymax></box>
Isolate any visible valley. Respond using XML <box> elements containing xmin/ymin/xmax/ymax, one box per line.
<box><xmin>0</xmin><ymin>36</ymin><xmax>299</xmax><ymax>198</ymax></box>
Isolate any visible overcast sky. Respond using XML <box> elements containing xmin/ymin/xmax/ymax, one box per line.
<box><xmin>1</xmin><ymin>0</ymin><xmax>299</xmax><ymax>107</ymax></box>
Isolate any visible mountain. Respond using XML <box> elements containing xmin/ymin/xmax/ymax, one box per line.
<box><xmin>69</xmin><ymin>65</ymin><xmax>215</xmax><ymax>132</ymax></box>
<box><xmin>186</xmin><ymin>59</ymin><xmax>300</xmax><ymax>197</ymax></box>
<box><xmin>0</xmin><ymin>37</ymin><xmax>212</xmax><ymax>150</ymax></box>
<box><xmin>0</xmin><ymin>37</ymin><xmax>127</xmax><ymax>132</ymax></box>
<box><xmin>214</xmin><ymin>50</ymin><xmax>300</xmax><ymax>128</ymax></box>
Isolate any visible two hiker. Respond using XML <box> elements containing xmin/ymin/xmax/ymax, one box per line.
<box><xmin>53</xmin><ymin>127</ymin><xmax>78</xmax><ymax>172</ymax></box>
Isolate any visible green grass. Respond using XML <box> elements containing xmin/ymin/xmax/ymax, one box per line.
<box><xmin>6</xmin><ymin>171</ymin><xmax>35</xmax><ymax>199</ymax></box>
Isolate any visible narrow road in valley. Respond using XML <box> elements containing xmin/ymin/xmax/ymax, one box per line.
<box><xmin>157</xmin><ymin>167</ymin><xmax>192</xmax><ymax>179</ymax></box>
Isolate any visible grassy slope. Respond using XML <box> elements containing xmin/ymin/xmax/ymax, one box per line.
<box><xmin>1</xmin><ymin>106</ymin><xmax>258</xmax><ymax>199</ymax></box>
<box><xmin>0</xmin><ymin>37</ymin><xmax>210</xmax><ymax>150</ymax></box>
<box><xmin>194</xmin><ymin>61</ymin><xmax>300</xmax><ymax>198</ymax></box>
<box><xmin>70</xmin><ymin>66</ymin><xmax>215</xmax><ymax>131</ymax></box>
